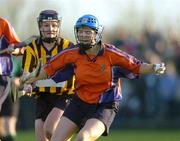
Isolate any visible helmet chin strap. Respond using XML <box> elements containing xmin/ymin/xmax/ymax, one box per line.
<box><xmin>78</xmin><ymin>40</ymin><xmax>101</xmax><ymax>51</ymax></box>
<box><xmin>78</xmin><ymin>43</ymin><xmax>93</xmax><ymax>51</ymax></box>
<box><xmin>78</xmin><ymin>36</ymin><xmax>101</xmax><ymax>51</ymax></box>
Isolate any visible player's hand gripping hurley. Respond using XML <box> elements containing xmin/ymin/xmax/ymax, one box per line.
<box><xmin>10</xmin><ymin>59</ymin><xmax>42</xmax><ymax>102</ymax></box>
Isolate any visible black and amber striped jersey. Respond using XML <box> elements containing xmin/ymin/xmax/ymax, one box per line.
<box><xmin>22</xmin><ymin>37</ymin><xmax>75</xmax><ymax>95</ymax></box>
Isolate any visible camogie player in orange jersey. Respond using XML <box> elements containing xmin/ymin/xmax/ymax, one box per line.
<box><xmin>20</xmin><ymin>14</ymin><xmax>166</xmax><ymax>141</ymax></box>
<box><xmin>0</xmin><ymin>17</ymin><xmax>24</xmax><ymax>141</ymax></box>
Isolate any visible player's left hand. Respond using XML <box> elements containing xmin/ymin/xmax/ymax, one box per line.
<box><xmin>21</xmin><ymin>59</ymin><xmax>42</xmax><ymax>84</ymax></box>
<box><xmin>153</xmin><ymin>63</ymin><xmax>166</xmax><ymax>75</ymax></box>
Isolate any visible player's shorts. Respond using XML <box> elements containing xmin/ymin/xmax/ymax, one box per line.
<box><xmin>35</xmin><ymin>93</ymin><xmax>72</xmax><ymax>121</ymax></box>
<box><xmin>63</xmin><ymin>95</ymin><xmax>120</xmax><ymax>136</ymax></box>
<box><xmin>0</xmin><ymin>75</ymin><xmax>7</xmax><ymax>87</ymax></box>
<box><xmin>0</xmin><ymin>95</ymin><xmax>19</xmax><ymax>117</ymax></box>
<box><xmin>0</xmin><ymin>76</ymin><xmax>19</xmax><ymax>117</ymax></box>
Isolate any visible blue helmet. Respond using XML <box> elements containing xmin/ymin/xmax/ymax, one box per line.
<box><xmin>75</xmin><ymin>14</ymin><xmax>99</xmax><ymax>32</ymax></box>
<box><xmin>74</xmin><ymin>14</ymin><xmax>104</xmax><ymax>47</ymax></box>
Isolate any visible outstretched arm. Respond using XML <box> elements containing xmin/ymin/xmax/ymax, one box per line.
<box><xmin>0</xmin><ymin>36</ymin><xmax>38</xmax><ymax>55</ymax></box>
<box><xmin>140</xmin><ymin>63</ymin><xmax>166</xmax><ymax>75</ymax></box>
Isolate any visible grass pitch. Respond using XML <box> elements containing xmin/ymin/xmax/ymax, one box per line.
<box><xmin>16</xmin><ymin>129</ymin><xmax>180</xmax><ymax>141</ymax></box>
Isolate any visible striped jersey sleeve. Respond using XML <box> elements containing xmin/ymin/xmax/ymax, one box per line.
<box><xmin>22</xmin><ymin>37</ymin><xmax>75</xmax><ymax>94</ymax></box>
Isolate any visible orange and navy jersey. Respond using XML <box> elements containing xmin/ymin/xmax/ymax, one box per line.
<box><xmin>45</xmin><ymin>43</ymin><xmax>142</xmax><ymax>104</ymax></box>
<box><xmin>98</xmin><ymin>66</ymin><xmax>139</xmax><ymax>103</ymax></box>
<box><xmin>22</xmin><ymin>37</ymin><xmax>75</xmax><ymax>95</ymax></box>
<box><xmin>0</xmin><ymin>17</ymin><xmax>20</xmax><ymax>75</ymax></box>
<box><xmin>0</xmin><ymin>17</ymin><xmax>20</xmax><ymax>46</ymax></box>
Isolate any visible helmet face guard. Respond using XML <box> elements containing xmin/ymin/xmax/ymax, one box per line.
<box><xmin>37</xmin><ymin>10</ymin><xmax>61</xmax><ymax>43</ymax></box>
<box><xmin>74</xmin><ymin>14</ymin><xmax>103</xmax><ymax>50</ymax></box>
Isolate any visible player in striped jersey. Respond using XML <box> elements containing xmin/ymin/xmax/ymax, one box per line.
<box><xmin>18</xmin><ymin>10</ymin><xmax>75</xmax><ymax>141</ymax></box>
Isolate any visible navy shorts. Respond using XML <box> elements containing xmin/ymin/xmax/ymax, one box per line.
<box><xmin>0</xmin><ymin>95</ymin><xmax>19</xmax><ymax>117</ymax></box>
<box><xmin>0</xmin><ymin>75</ymin><xmax>8</xmax><ymax>86</ymax></box>
<box><xmin>63</xmin><ymin>95</ymin><xmax>120</xmax><ymax>136</ymax></box>
<box><xmin>35</xmin><ymin>93</ymin><xmax>72</xmax><ymax>121</ymax></box>
<box><xmin>0</xmin><ymin>76</ymin><xmax>19</xmax><ymax>117</ymax></box>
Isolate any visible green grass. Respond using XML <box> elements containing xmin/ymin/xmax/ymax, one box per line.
<box><xmin>16</xmin><ymin>129</ymin><xmax>180</xmax><ymax>141</ymax></box>
<box><xmin>15</xmin><ymin>130</ymin><xmax>35</xmax><ymax>141</ymax></box>
<box><xmin>99</xmin><ymin>129</ymin><xmax>180</xmax><ymax>141</ymax></box>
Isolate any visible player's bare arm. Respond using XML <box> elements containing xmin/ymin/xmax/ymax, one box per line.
<box><xmin>140</xmin><ymin>63</ymin><xmax>166</xmax><ymax>75</ymax></box>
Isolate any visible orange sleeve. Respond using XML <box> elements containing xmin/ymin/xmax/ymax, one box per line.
<box><xmin>44</xmin><ymin>48</ymin><xmax>77</xmax><ymax>77</ymax></box>
<box><xmin>107</xmin><ymin>47</ymin><xmax>141</xmax><ymax>75</ymax></box>
<box><xmin>3</xmin><ymin>18</ymin><xmax>20</xmax><ymax>44</ymax></box>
